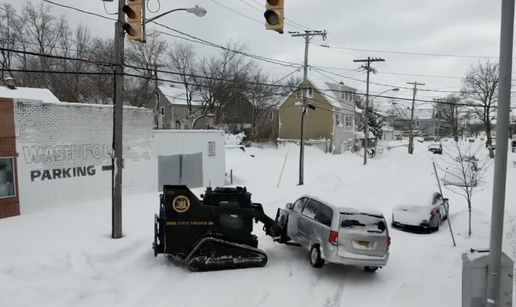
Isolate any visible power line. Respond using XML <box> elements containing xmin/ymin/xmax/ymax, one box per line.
<box><xmin>42</xmin><ymin>0</ymin><xmax>116</xmax><ymax>21</ymax></box>
<box><xmin>5</xmin><ymin>46</ymin><xmax>496</xmax><ymax>109</ymax></box>
<box><xmin>312</xmin><ymin>66</ymin><xmax>464</xmax><ymax>94</ymax></box>
<box><xmin>7</xmin><ymin>66</ymin><xmax>494</xmax><ymax>110</ymax></box>
<box><xmin>35</xmin><ymin>0</ymin><xmax>485</xmax><ymax>95</ymax></box>
<box><xmin>318</xmin><ymin>43</ymin><xmax>507</xmax><ymax>60</ymax></box>
<box><xmin>0</xmin><ymin>47</ymin><xmax>113</xmax><ymax>67</ymax></box>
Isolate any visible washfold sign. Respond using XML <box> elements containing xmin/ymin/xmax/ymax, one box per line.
<box><xmin>22</xmin><ymin>144</ymin><xmax>113</xmax><ymax>182</ymax></box>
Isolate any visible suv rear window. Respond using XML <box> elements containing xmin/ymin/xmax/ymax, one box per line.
<box><xmin>340</xmin><ymin>212</ymin><xmax>386</xmax><ymax>233</ymax></box>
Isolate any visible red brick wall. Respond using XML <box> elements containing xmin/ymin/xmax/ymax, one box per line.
<box><xmin>0</xmin><ymin>97</ymin><xmax>20</xmax><ymax>219</ymax></box>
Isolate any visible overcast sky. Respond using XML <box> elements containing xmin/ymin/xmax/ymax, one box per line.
<box><xmin>3</xmin><ymin>0</ymin><xmax>506</xmax><ymax>109</ymax></box>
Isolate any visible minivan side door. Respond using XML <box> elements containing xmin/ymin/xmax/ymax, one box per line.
<box><xmin>297</xmin><ymin>198</ymin><xmax>321</xmax><ymax>248</ymax></box>
<box><xmin>288</xmin><ymin>197</ymin><xmax>308</xmax><ymax>242</ymax></box>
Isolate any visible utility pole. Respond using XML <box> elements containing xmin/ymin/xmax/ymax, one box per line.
<box><xmin>153</xmin><ymin>63</ymin><xmax>161</xmax><ymax>129</ymax></box>
<box><xmin>433</xmin><ymin>97</ymin><xmax>445</xmax><ymax>139</ymax></box>
<box><xmin>353</xmin><ymin>57</ymin><xmax>385</xmax><ymax>165</ymax></box>
<box><xmin>406</xmin><ymin>81</ymin><xmax>425</xmax><ymax>154</ymax></box>
<box><xmin>111</xmin><ymin>0</ymin><xmax>126</xmax><ymax>239</ymax></box>
<box><xmin>486</xmin><ymin>0</ymin><xmax>515</xmax><ymax>305</ymax></box>
<box><xmin>290</xmin><ymin>30</ymin><xmax>327</xmax><ymax>185</ymax></box>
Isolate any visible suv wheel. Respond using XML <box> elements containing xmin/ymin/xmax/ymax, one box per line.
<box><xmin>309</xmin><ymin>245</ymin><xmax>325</xmax><ymax>268</ymax></box>
<box><xmin>364</xmin><ymin>266</ymin><xmax>379</xmax><ymax>272</ymax></box>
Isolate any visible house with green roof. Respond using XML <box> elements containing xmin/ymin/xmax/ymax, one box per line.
<box><xmin>278</xmin><ymin>78</ymin><xmax>363</xmax><ymax>154</ymax></box>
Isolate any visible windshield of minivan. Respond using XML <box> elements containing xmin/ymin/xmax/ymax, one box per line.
<box><xmin>340</xmin><ymin>212</ymin><xmax>386</xmax><ymax>233</ymax></box>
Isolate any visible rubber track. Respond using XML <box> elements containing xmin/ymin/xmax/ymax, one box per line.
<box><xmin>185</xmin><ymin>236</ymin><xmax>268</xmax><ymax>272</ymax></box>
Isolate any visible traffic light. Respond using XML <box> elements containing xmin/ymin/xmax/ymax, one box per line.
<box><xmin>264</xmin><ymin>0</ymin><xmax>284</xmax><ymax>34</ymax></box>
<box><xmin>122</xmin><ymin>0</ymin><xmax>143</xmax><ymax>41</ymax></box>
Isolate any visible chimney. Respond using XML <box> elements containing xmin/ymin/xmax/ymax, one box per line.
<box><xmin>4</xmin><ymin>77</ymin><xmax>15</xmax><ymax>89</ymax></box>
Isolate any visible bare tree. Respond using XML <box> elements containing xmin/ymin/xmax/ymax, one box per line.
<box><xmin>192</xmin><ymin>40</ymin><xmax>254</xmax><ymax>128</ymax></box>
<box><xmin>243</xmin><ymin>68</ymin><xmax>279</xmax><ymax>140</ymax></box>
<box><xmin>88</xmin><ymin>37</ymin><xmax>115</xmax><ymax>104</ymax></box>
<box><xmin>434</xmin><ymin>94</ymin><xmax>465</xmax><ymax>141</ymax></box>
<box><xmin>166</xmin><ymin>41</ymin><xmax>199</xmax><ymax>120</ymax></box>
<box><xmin>435</xmin><ymin>141</ymin><xmax>493</xmax><ymax>236</ymax></box>
<box><xmin>280</xmin><ymin>75</ymin><xmax>301</xmax><ymax>95</ymax></box>
<box><xmin>461</xmin><ymin>59</ymin><xmax>501</xmax><ymax>158</ymax></box>
<box><xmin>0</xmin><ymin>3</ymin><xmax>21</xmax><ymax>80</ymax></box>
<box><xmin>124</xmin><ymin>30</ymin><xmax>168</xmax><ymax>107</ymax></box>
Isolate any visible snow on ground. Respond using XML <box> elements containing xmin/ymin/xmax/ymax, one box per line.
<box><xmin>1</xmin><ymin>139</ymin><xmax>516</xmax><ymax>307</ymax></box>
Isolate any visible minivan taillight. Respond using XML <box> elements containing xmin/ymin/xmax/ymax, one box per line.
<box><xmin>388</xmin><ymin>236</ymin><xmax>391</xmax><ymax>247</ymax></box>
<box><xmin>329</xmin><ymin>230</ymin><xmax>338</xmax><ymax>246</ymax></box>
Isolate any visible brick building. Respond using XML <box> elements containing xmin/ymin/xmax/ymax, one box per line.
<box><xmin>0</xmin><ymin>97</ymin><xmax>19</xmax><ymax>218</ymax></box>
<box><xmin>0</xmin><ymin>81</ymin><xmax>62</xmax><ymax>219</ymax></box>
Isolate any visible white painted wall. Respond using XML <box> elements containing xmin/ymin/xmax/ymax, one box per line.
<box><xmin>153</xmin><ymin>130</ymin><xmax>225</xmax><ymax>189</ymax></box>
<box><xmin>13</xmin><ymin>99</ymin><xmax>156</xmax><ymax>214</ymax></box>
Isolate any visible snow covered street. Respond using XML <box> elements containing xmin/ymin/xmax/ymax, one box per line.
<box><xmin>1</xmin><ymin>140</ymin><xmax>515</xmax><ymax>307</ymax></box>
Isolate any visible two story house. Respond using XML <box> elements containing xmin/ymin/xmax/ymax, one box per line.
<box><xmin>278</xmin><ymin>78</ymin><xmax>360</xmax><ymax>154</ymax></box>
<box><xmin>145</xmin><ymin>84</ymin><xmax>205</xmax><ymax>129</ymax></box>
<box><xmin>390</xmin><ymin>106</ymin><xmax>441</xmax><ymax>137</ymax></box>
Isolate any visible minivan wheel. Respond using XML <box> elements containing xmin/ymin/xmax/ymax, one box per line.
<box><xmin>309</xmin><ymin>245</ymin><xmax>325</xmax><ymax>268</ymax></box>
<box><xmin>364</xmin><ymin>266</ymin><xmax>379</xmax><ymax>272</ymax></box>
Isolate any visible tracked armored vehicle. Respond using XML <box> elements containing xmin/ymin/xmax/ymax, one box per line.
<box><xmin>153</xmin><ymin>185</ymin><xmax>290</xmax><ymax>272</ymax></box>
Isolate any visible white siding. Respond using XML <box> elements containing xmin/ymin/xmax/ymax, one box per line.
<box><xmin>14</xmin><ymin>99</ymin><xmax>156</xmax><ymax>214</ymax></box>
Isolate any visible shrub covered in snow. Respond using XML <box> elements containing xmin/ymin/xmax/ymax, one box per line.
<box><xmin>224</xmin><ymin>132</ymin><xmax>246</xmax><ymax>146</ymax></box>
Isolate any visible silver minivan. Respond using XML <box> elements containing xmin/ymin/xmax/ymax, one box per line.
<box><xmin>277</xmin><ymin>196</ymin><xmax>391</xmax><ymax>272</ymax></box>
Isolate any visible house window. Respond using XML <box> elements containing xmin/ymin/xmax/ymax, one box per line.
<box><xmin>336</xmin><ymin>114</ymin><xmax>343</xmax><ymax>127</ymax></box>
<box><xmin>346</xmin><ymin>115</ymin><xmax>353</xmax><ymax>127</ymax></box>
<box><xmin>160</xmin><ymin>107</ymin><xmax>165</xmax><ymax>115</ymax></box>
<box><xmin>306</xmin><ymin>87</ymin><xmax>313</xmax><ymax>98</ymax></box>
<box><xmin>0</xmin><ymin>157</ymin><xmax>15</xmax><ymax>198</ymax></box>
<box><xmin>175</xmin><ymin>120</ymin><xmax>181</xmax><ymax>129</ymax></box>
<box><xmin>208</xmin><ymin>141</ymin><xmax>216</xmax><ymax>157</ymax></box>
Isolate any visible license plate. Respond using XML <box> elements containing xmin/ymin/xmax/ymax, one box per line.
<box><xmin>357</xmin><ymin>241</ymin><xmax>370</xmax><ymax>247</ymax></box>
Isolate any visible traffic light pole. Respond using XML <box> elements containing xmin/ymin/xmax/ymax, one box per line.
<box><xmin>485</xmin><ymin>0</ymin><xmax>515</xmax><ymax>305</ymax></box>
<box><xmin>112</xmin><ymin>0</ymin><xmax>126</xmax><ymax>239</ymax></box>
<box><xmin>290</xmin><ymin>30</ymin><xmax>327</xmax><ymax>185</ymax></box>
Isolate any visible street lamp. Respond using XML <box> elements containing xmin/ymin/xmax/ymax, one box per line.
<box><xmin>146</xmin><ymin>5</ymin><xmax>207</xmax><ymax>24</ymax></box>
<box><xmin>368</xmin><ymin>87</ymin><xmax>399</xmax><ymax>103</ymax></box>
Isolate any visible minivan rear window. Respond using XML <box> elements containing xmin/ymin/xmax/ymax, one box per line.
<box><xmin>340</xmin><ymin>212</ymin><xmax>386</xmax><ymax>233</ymax></box>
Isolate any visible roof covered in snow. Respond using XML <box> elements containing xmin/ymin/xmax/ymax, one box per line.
<box><xmin>158</xmin><ymin>84</ymin><xmax>202</xmax><ymax>106</ymax></box>
<box><xmin>0</xmin><ymin>86</ymin><xmax>60</xmax><ymax>103</ymax></box>
<box><xmin>392</xmin><ymin>107</ymin><xmax>435</xmax><ymax>120</ymax></box>
<box><xmin>278</xmin><ymin>78</ymin><xmax>358</xmax><ymax>113</ymax></box>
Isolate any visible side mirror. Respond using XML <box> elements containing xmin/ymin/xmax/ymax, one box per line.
<box><xmin>286</xmin><ymin>203</ymin><xmax>293</xmax><ymax>210</ymax></box>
